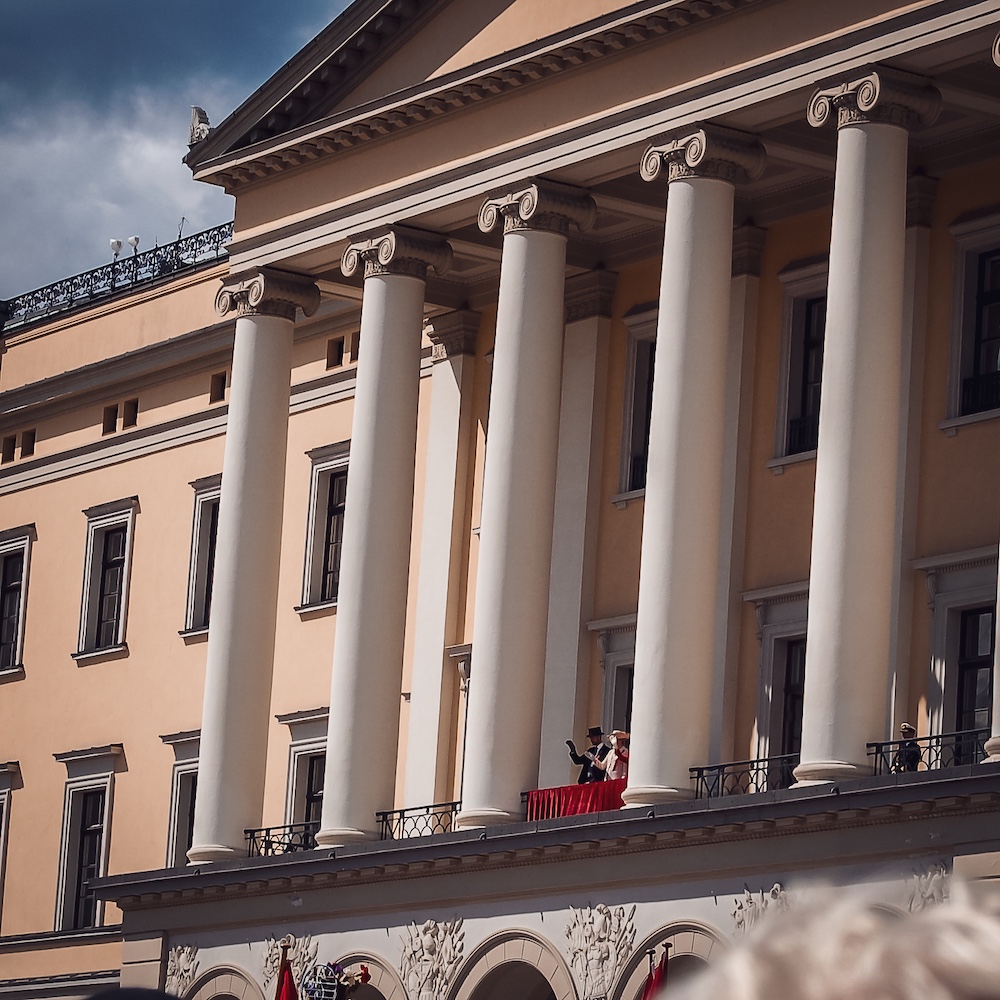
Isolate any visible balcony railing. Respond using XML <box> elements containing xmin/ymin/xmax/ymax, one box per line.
<box><xmin>0</xmin><ymin>222</ymin><xmax>233</xmax><ymax>332</ymax></box>
<box><xmin>245</xmin><ymin>820</ymin><xmax>319</xmax><ymax>857</ymax></box>
<box><xmin>690</xmin><ymin>753</ymin><xmax>799</xmax><ymax>799</ymax></box>
<box><xmin>787</xmin><ymin>414</ymin><xmax>819</xmax><ymax>454</ymax></box>
<box><xmin>866</xmin><ymin>728</ymin><xmax>989</xmax><ymax>776</ymax></box>
<box><xmin>961</xmin><ymin>371</ymin><xmax>1000</xmax><ymax>415</ymax></box>
<box><xmin>376</xmin><ymin>801</ymin><xmax>461</xmax><ymax>840</ymax></box>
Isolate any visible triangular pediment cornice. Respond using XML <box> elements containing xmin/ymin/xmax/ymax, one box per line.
<box><xmin>190</xmin><ymin>0</ymin><xmax>764</xmax><ymax>191</ymax></box>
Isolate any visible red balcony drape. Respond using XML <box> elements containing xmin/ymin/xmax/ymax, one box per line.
<box><xmin>525</xmin><ymin>778</ymin><xmax>627</xmax><ymax>821</ymax></box>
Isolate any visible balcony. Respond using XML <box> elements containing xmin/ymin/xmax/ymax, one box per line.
<box><xmin>245</xmin><ymin>821</ymin><xmax>318</xmax><ymax>857</ymax></box>
<box><xmin>376</xmin><ymin>801</ymin><xmax>461</xmax><ymax>839</ymax></box>
<box><xmin>690</xmin><ymin>753</ymin><xmax>799</xmax><ymax>799</ymax></box>
<box><xmin>866</xmin><ymin>729</ymin><xmax>989</xmax><ymax>775</ymax></box>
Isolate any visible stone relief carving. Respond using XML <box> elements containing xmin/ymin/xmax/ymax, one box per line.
<box><xmin>565</xmin><ymin>903</ymin><xmax>636</xmax><ymax>999</ymax></box>
<box><xmin>165</xmin><ymin>943</ymin><xmax>199</xmax><ymax>997</ymax></box>
<box><xmin>400</xmin><ymin>918</ymin><xmax>464</xmax><ymax>1000</ymax></box>
<box><xmin>732</xmin><ymin>883</ymin><xmax>790</xmax><ymax>935</ymax></box>
<box><xmin>908</xmin><ymin>862</ymin><xmax>949</xmax><ymax>912</ymax></box>
<box><xmin>263</xmin><ymin>933</ymin><xmax>319</xmax><ymax>993</ymax></box>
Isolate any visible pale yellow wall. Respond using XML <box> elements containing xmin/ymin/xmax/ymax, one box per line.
<box><xmin>0</xmin><ymin>939</ymin><xmax>121</xmax><ymax>979</ymax></box>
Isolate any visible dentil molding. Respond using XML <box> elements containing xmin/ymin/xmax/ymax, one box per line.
<box><xmin>478</xmin><ymin>179</ymin><xmax>597</xmax><ymax>237</ymax></box>
<box><xmin>215</xmin><ymin>267</ymin><xmax>321</xmax><ymax>321</ymax></box>
<box><xmin>341</xmin><ymin>226</ymin><xmax>452</xmax><ymax>280</ymax></box>
<box><xmin>807</xmin><ymin>65</ymin><xmax>941</xmax><ymax>131</ymax></box>
<box><xmin>640</xmin><ymin>123</ymin><xmax>766</xmax><ymax>185</ymax></box>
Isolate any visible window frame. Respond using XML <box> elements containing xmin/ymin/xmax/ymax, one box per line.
<box><xmin>161</xmin><ymin>730</ymin><xmax>199</xmax><ymax>867</ymax></box>
<box><xmin>0</xmin><ymin>762</ymin><xmax>19</xmax><ymax>922</ymax></box>
<box><xmin>771</xmin><ymin>257</ymin><xmax>828</xmax><ymax>467</ymax></box>
<box><xmin>945</xmin><ymin>210</ymin><xmax>1000</xmax><ymax>425</ymax></box>
<box><xmin>76</xmin><ymin>498</ymin><xmax>139</xmax><ymax>658</ymax></box>
<box><xmin>0</xmin><ymin>524</ymin><xmax>34</xmax><ymax>676</ymax></box>
<box><xmin>299</xmin><ymin>442</ymin><xmax>350</xmax><ymax>611</ymax></box>
<box><xmin>276</xmin><ymin>707</ymin><xmax>329</xmax><ymax>826</ymax></box>
<box><xmin>53</xmin><ymin>744</ymin><xmax>122</xmax><ymax>931</ymax></box>
<box><xmin>615</xmin><ymin>305</ymin><xmax>657</xmax><ymax>503</ymax></box>
<box><xmin>588</xmin><ymin>615</ymin><xmax>637</xmax><ymax>735</ymax></box>
<box><xmin>182</xmin><ymin>475</ymin><xmax>222</xmax><ymax>636</ymax></box>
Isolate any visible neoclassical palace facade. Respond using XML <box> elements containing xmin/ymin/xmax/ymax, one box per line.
<box><xmin>3</xmin><ymin>1</ymin><xmax>1000</xmax><ymax>997</ymax></box>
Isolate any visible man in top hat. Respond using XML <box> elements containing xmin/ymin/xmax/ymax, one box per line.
<box><xmin>892</xmin><ymin>722</ymin><xmax>922</xmax><ymax>773</ymax></box>
<box><xmin>566</xmin><ymin>726</ymin><xmax>610</xmax><ymax>783</ymax></box>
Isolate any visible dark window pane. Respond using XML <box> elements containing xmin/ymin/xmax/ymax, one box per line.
<box><xmin>0</xmin><ymin>551</ymin><xmax>23</xmax><ymax>668</ymax></box>
<box><xmin>781</xmin><ymin>638</ymin><xmax>807</xmax><ymax>758</ymax></box>
<box><xmin>320</xmin><ymin>472</ymin><xmax>347</xmax><ymax>604</ymax></box>
<box><xmin>95</xmin><ymin>526</ymin><xmax>126</xmax><ymax>649</ymax></box>
<box><xmin>73</xmin><ymin>789</ymin><xmax>105</xmax><ymax>928</ymax></box>
<box><xmin>957</xmin><ymin>606</ymin><xmax>994</xmax><ymax>735</ymax></box>
<box><xmin>201</xmin><ymin>500</ymin><xmax>220</xmax><ymax>627</ymax></box>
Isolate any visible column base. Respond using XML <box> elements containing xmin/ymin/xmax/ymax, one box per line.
<box><xmin>621</xmin><ymin>785</ymin><xmax>695</xmax><ymax>808</ymax></box>
<box><xmin>187</xmin><ymin>843</ymin><xmax>243</xmax><ymax>864</ymax></box>
<box><xmin>455</xmin><ymin>807</ymin><xmax>523</xmax><ymax>830</ymax></box>
<box><xmin>792</xmin><ymin>759</ymin><xmax>871</xmax><ymax>786</ymax></box>
<box><xmin>982</xmin><ymin>736</ymin><xmax>1000</xmax><ymax>762</ymax></box>
<box><xmin>315</xmin><ymin>827</ymin><xmax>377</xmax><ymax>848</ymax></box>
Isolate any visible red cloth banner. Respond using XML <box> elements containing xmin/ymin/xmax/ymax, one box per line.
<box><xmin>275</xmin><ymin>959</ymin><xmax>299</xmax><ymax>1000</ymax></box>
<box><xmin>525</xmin><ymin>778</ymin><xmax>626</xmax><ymax>821</ymax></box>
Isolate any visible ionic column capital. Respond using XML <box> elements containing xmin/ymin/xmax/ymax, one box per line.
<box><xmin>342</xmin><ymin>226</ymin><xmax>452</xmax><ymax>280</ymax></box>
<box><xmin>993</xmin><ymin>32</ymin><xmax>1000</xmax><ymax>67</ymax></box>
<box><xmin>426</xmin><ymin>310</ymin><xmax>480</xmax><ymax>361</ymax></box>
<box><xmin>640</xmin><ymin>124</ymin><xmax>766</xmax><ymax>185</ymax></box>
<box><xmin>215</xmin><ymin>267</ymin><xmax>320</xmax><ymax>321</ymax></box>
<box><xmin>807</xmin><ymin>66</ymin><xmax>941</xmax><ymax>131</ymax></box>
<box><xmin>478</xmin><ymin>179</ymin><xmax>597</xmax><ymax>237</ymax></box>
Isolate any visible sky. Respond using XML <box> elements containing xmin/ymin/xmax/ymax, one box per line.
<box><xmin>0</xmin><ymin>0</ymin><xmax>352</xmax><ymax>299</ymax></box>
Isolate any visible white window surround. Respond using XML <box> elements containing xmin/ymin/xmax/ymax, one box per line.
<box><xmin>770</xmin><ymin>256</ymin><xmax>828</xmax><ymax>471</ymax></box>
<box><xmin>181</xmin><ymin>475</ymin><xmax>221</xmax><ymax>636</ymax></box>
<box><xmin>53</xmin><ymin>743</ymin><xmax>123</xmax><ymax>931</ymax></box>
<box><xmin>587</xmin><ymin>614</ymin><xmax>636</xmax><ymax>734</ymax></box>
<box><xmin>743</xmin><ymin>581</ymin><xmax>809</xmax><ymax>760</ymax></box>
<box><xmin>75</xmin><ymin>497</ymin><xmax>139</xmax><ymax>659</ymax></box>
<box><xmin>942</xmin><ymin>208</ymin><xmax>1000</xmax><ymax>431</ymax></box>
<box><xmin>297</xmin><ymin>442</ymin><xmax>350</xmax><ymax>612</ymax></box>
<box><xmin>614</xmin><ymin>305</ymin><xmax>657</xmax><ymax>506</ymax></box>
<box><xmin>0</xmin><ymin>761</ymin><xmax>20</xmax><ymax>919</ymax></box>
<box><xmin>160</xmin><ymin>730</ymin><xmax>199</xmax><ymax>867</ymax></box>
<box><xmin>276</xmin><ymin>707</ymin><xmax>329</xmax><ymax>824</ymax></box>
<box><xmin>914</xmin><ymin>546</ymin><xmax>998</xmax><ymax>737</ymax></box>
<box><xmin>0</xmin><ymin>523</ymin><xmax>35</xmax><ymax>677</ymax></box>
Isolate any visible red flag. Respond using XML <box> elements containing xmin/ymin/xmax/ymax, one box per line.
<box><xmin>275</xmin><ymin>954</ymin><xmax>298</xmax><ymax>1000</ymax></box>
<box><xmin>640</xmin><ymin>953</ymin><xmax>668</xmax><ymax>1000</ymax></box>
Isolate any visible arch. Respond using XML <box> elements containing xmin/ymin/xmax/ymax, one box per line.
<box><xmin>611</xmin><ymin>922</ymin><xmax>726</xmax><ymax>1000</ymax></box>
<box><xmin>334</xmin><ymin>951</ymin><xmax>408</xmax><ymax>1000</ymax></box>
<box><xmin>185</xmin><ymin>964</ymin><xmax>267</xmax><ymax>1000</ymax></box>
<box><xmin>448</xmin><ymin>930</ymin><xmax>578</xmax><ymax>1000</ymax></box>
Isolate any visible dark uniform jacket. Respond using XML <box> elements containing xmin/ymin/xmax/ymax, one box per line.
<box><xmin>568</xmin><ymin>742</ymin><xmax>610</xmax><ymax>783</ymax></box>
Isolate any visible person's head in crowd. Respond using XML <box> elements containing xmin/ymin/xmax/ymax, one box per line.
<box><xmin>672</xmin><ymin>883</ymin><xmax>1000</xmax><ymax>1000</ymax></box>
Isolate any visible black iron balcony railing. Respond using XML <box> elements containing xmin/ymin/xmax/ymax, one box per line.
<box><xmin>961</xmin><ymin>371</ymin><xmax>1000</xmax><ymax>415</ymax></box>
<box><xmin>245</xmin><ymin>820</ymin><xmax>319</xmax><ymax>857</ymax></box>
<box><xmin>867</xmin><ymin>728</ymin><xmax>989</xmax><ymax>776</ymax></box>
<box><xmin>376</xmin><ymin>801</ymin><xmax>461</xmax><ymax>840</ymax></box>
<box><xmin>0</xmin><ymin>222</ymin><xmax>233</xmax><ymax>332</ymax></box>
<box><xmin>787</xmin><ymin>414</ymin><xmax>819</xmax><ymax>454</ymax></box>
<box><xmin>690</xmin><ymin>753</ymin><xmax>799</xmax><ymax>799</ymax></box>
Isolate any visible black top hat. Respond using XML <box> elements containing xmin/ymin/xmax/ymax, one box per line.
<box><xmin>587</xmin><ymin>726</ymin><xmax>604</xmax><ymax>738</ymax></box>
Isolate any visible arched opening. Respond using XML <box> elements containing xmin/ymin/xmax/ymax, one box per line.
<box><xmin>469</xmin><ymin>961</ymin><xmax>557</xmax><ymax>1000</ymax></box>
<box><xmin>612</xmin><ymin>923</ymin><xmax>724</xmax><ymax>1000</ymax></box>
<box><xmin>660</xmin><ymin>954</ymin><xmax>710</xmax><ymax>993</ymax></box>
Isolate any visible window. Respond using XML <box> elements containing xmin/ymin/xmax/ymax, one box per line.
<box><xmin>0</xmin><ymin>525</ymin><xmax>34</xmax><ymax>674</ymax></box>
<box><xmin>183</xmin><ymin>476</ymin><xmax>221</xmax><ymax>634</ymax></box>
<box><xmin>948</xmin><ymin>211</ymin><xmax>1000</xmax><ymax>421</ymax></box>
<box><xmin>76</xmin><ymin>498</ymin><xmax>139</xmax><ymax>657</ymax></box>
<box><xmin>277</xmin><ymin>707</ymin><xmax>328</xmax><ymax>827</ymax></box>
<box><xmin>326</xmin><ymin>337</ymin><xmax>345</xmax><ymax>369</ymax></box>
<box><xmin>300</xmin><ymin>442</ymin><xmax>349</xmax><ymax>609</ymax></box>
<box><xmin>19</xmin><ymin>429</ymin><xmax>35</xmax><ymax>459</ymax></box>
<box><xmin>122</xmin><ymin>398</ymin><xmax>139</xmax><ymax>429</ymax></box>
<box><xmin>0</xmin><ymin>762</ymin><xmax>19</xmax><ymax>919</ymax></box>
<box><xmin>589</xmin><ymin>614</ymin><xmax>636</xmax><ymax>734</ymax></box>
<box><xmin>301</xmin><ymin>754</ymin><xmax>325</xmax><ymax>825</ymax></box>
<box><xmin>617</xmin><ymin>305</ymin><xmax>657</xmax><ymax>498</ymax></box>
<box><xmin>161</xmin><ymin>730</ymin><xmax>199</xmax><ymax>867</ymax></box>
<box><xmin>0</xmin><ymin>437</ymin><xmax>14</xmax><ymax>464</ymax></box>
<box><xmin>773</xmin><ymin>258</ymin><xmax>828</xmax><ymax>462</ymax></box>
<box><xmin>209</xmin><ymin>371</ymin><xmax>227</xmax><ymax>403</ymax></box>
<box><xmin>102</xmin><ymin>405</ymin><xmax>118</xmax><ymax>435</ymax></box>
<box><xmin>779</xmin><ymin>638</ymin><xmax>806</xmax><ymax>758</ymax></box>
<box><xmin>956</xmin><ymin>606</ymin><xmax>994</xmax><ymax>735</ymax></box>
<box><xmin>54</xmin><ymin>744</ymin><xmax>122</xmax><ymax>930</ymax></box>
<box><xmin>102</xmin><ymin>399</ymin><xmax>140</xmax><ymax>434</ymax></box>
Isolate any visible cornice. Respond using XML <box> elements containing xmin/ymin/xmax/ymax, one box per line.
<box><xmin>195</xmin><ymin>0</ymin><xmax>763</xmax><ymax>191</ymax></box>
<box><xmin>94</xmin><ymin>768</ymin><xmax>1000</xmax><ymax>913</ymax></box>
<box><xmin>807</xmin><ymin>65</ymin><xmax>941</xmax><ymax>131</ymax></box>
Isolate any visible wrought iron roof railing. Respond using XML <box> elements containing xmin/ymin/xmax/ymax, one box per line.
<box><xmin>0</xmin><ymin>222</ymin><xmax>233</xmax><ymax>333</ymax></box>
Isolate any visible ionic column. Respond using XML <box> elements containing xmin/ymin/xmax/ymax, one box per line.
<box><xmin>403</xmin><ymin>310</ymin><xmax>479</xmax><ymax>808</ymax></box>
<box><xmin>456</xmin><ymin>180</ymin><xmax>596</xmax><ymax>827</ymax></box>
<box><xmin>188</xmin><ymin>268</ymin><xmax>319</xmax><ymax>862</ymax></box>
<box><xmin>316</xmin><ymin>227</ymin><xmax>451</xmax><ymax>846</ymax></box>
<box><xmin>623</xmin><ymin>126</ymin><xmax>765</xmax><ymax>808</ymax></box>
<box><xmin>794</xmin><ymin>67</ymin><xmax>940</xmax><ymax>784</ymax></box>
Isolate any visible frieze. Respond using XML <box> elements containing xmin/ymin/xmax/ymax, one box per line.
<box><xmin>732</xmin><ymin>883</ymin><xmax>790</xmax><ymax>935</ymax></box>
<box><xmin>263</xmin><ymin>934</ymin><xmax>319</xmax><ymax>993</ymax></box>
<box><xmin>165</xmin><ymin>944</ymin><xmax>199</xmax><ymax>997</ymax></box>
<box><xmin>907</xmin><ymin>862</ymin><xmax>949</xmax><ymax>912</ymax></box>
<box><xmin>400</xmin><ymin>918</ymin><xmax>464</xmax><ymax>1000</ymax></box>
<box><xmin>565</xmin><ymin>903</ymin><xmax>636</xmax><ymax>999</ymax></box>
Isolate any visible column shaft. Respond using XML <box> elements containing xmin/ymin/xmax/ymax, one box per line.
<box><xmin>189</xmin><ymin>267</ymin><xmax>318</xmax><ymax>862</ymax></box>
<box><xmin>794</xmin><ymin>68</ymin><xmax>940</xmax><ymax>781</ymax></box>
